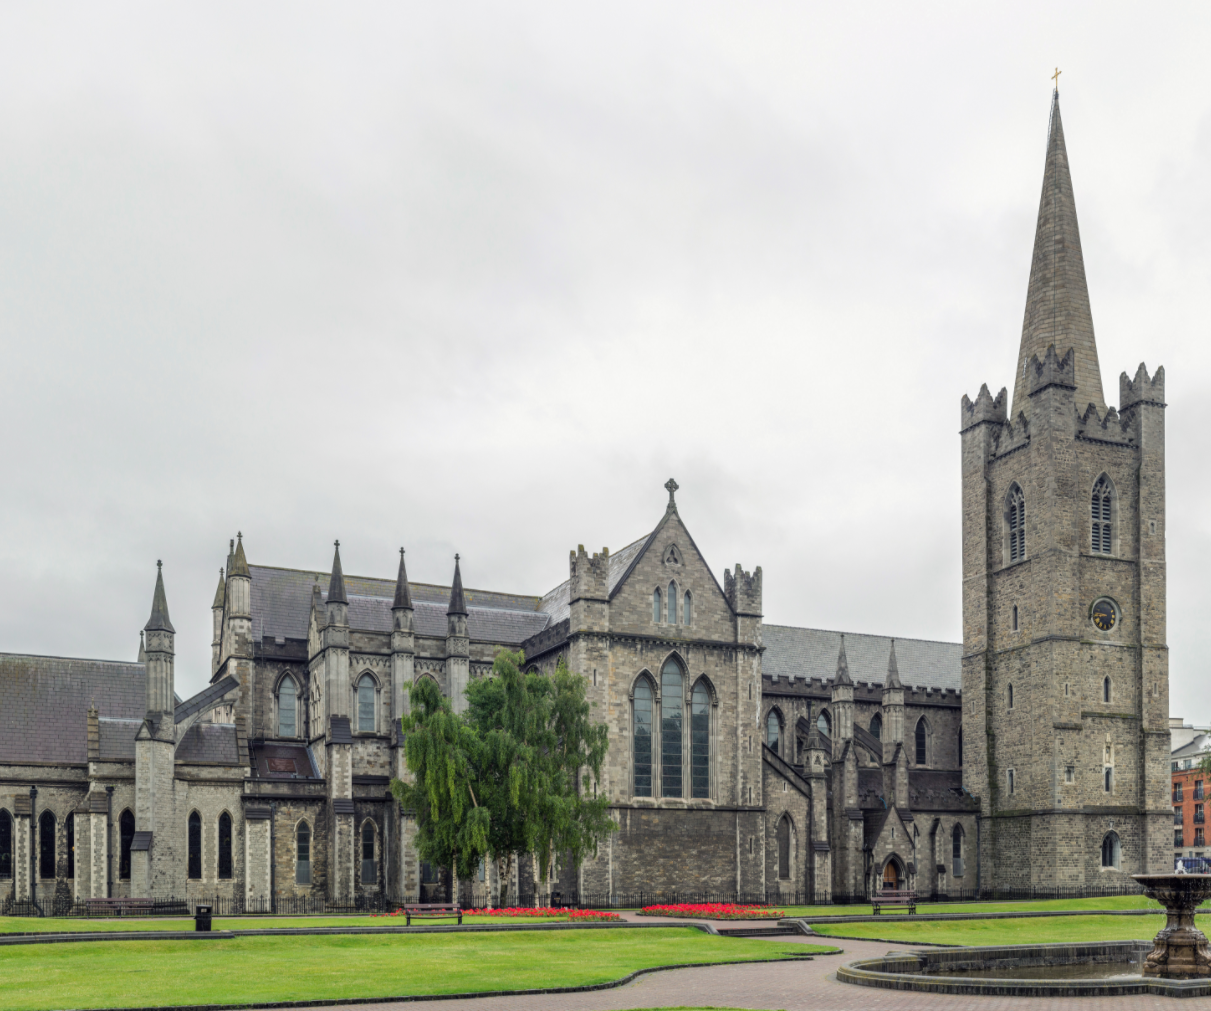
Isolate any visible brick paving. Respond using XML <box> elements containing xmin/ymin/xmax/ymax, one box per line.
<box><xmin>246</xmin><ymin>932</ymin><xmax>1191</xmax><ymax>1011</ymax></box>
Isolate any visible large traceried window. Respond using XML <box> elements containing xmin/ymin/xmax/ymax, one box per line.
<box><xmin>0</xmin><ymin>810</ymin><xmax>10</xmax><ymax>879</ymax></box>
<box><xmin>766</xmin><ymin>709</ymin><xmax>782</xmax><ymax>754</ymax></box>
<box><xmin>633</xmin><ymin>678</ymin><xmax>654</xmax><ymax>797</ymax></box>
<box><xmin>691</xmin><ymin>682</ymin><xmax>710</xmax><ymax>799</ymax></box>
<box><xmin>296</xmin><ymin>821</ymin><xmax>311</xmax><ymax>884</ymax></box>
<box><xmin>1007</xmin><ymin>484</ymin><xmax>1026</xmax><ymax>563</ymax></box>
<box><xmin>278</xmin><ymin>677</ymin><xmax>298</xmax><ymax>738</ymax></box>
<box><xmin>776</xmin><ymin>815</ymin><xmax>792</xmax><ymax>880</ymax></box>
<box><xmin>661</xmin><ymin>659</ymin><xmax>683</xmax><ymax>798</ymax></box>
<box><xmin>39</xmin><ymin>811</ymin><xmax>55</xmax><ymax>879</ymax></box>
<box><xmin>188</xmin><ymin>811</ymin><xmax>202</xmax><ymax>879</ymax></box>
<box><xmin>652</xmin><ymin>588</ymin><xmax>662</xmax><ymax>623</ymax></box>
<box><xmin>218</xmin><ymin>813</ymin><xmax>233</xmax><ymax>879</ymax></box>
<box><xmin>119</xmin><ymin>810</ymin><xmax>134</xmax><ymax>879</ymax></box>
<box><xmin>667</xmin><ymin>582</ymin><xmax>678</xmax><ymax>624</ymax></box>
<box><xmin>357</xmin><ymin>674</ymin><xmax>376</xmax><ymax>732</ymax></box>
<box><xmin>1092</xmin><ymin>476</ymin><xmax>1113</xmax><ymax>554</ymax></box>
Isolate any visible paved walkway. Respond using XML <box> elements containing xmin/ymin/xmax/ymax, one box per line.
<box><xmin>247</xmin><ymin>932</ymin><xmax>1198</xmax><ymax>1011</ymax></box>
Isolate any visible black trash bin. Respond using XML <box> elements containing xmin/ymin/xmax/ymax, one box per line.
<box><xmin>195</xmin><ymin>904</ymin><xmax>213</xmax><ymax>932</ymax></box>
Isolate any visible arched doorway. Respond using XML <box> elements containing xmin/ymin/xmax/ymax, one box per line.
<box><xmin>882</xmin><ymin>858</ymin><xmax>901</xmax><ymax>890</ymax></box>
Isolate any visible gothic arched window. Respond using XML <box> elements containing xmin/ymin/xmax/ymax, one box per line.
<box><xmin>1104</xmin><ymin>676</ymin><xmax>1112</xmax><ymax>703</ymax></box>
<box><xmin>0</xmin><ymin>810</ymin><xmax>10</xmax><ymax>880</ymax></box>
<box><xmin>218</xmin><ymin>812</ymin><xmax>233</xmax><ymax>879</ymax></box>
<box><xmin>915</xmin><ymin>718</ymin><xmax>928</xmax><ymax>765</ymax></box>
<box><xmin>361</xmin><ymin>821</ymin><xmax>378</xmax><ymax>885</ymax></box>
<box><xmin>119</xmin><ymin>810</ymin><xmax>134</xmax><ymax>879</ymax></box>
<box><xmin>1092</xmin><ymin>475</ymin><xmax>1113</xmax><ymax>554</ymax></box>
<box><xmin>952</xmin><ymin>823</ymin><xmax>964</xmax><ymax>876</ymax></box>
<box><xmin>188</xmin><ymin>811</ymin><xmax>202</xmax><ymax>879</ymax></box>
<box><xmin>38</xmin><ymin>810</ymin><xmax>55</xmax><ymax>879</ymax></box>
<box><xmin>691</xmin><ymin>681</ymin><xmax>710</xmax><ymax>799</ymax></box>
<box><xmin>766</xmin><ymin>709</ymin><xmax>782</xmax><ymax>754</ymax></box>
<box><xmin>652</xmin><ymin>588</ymin><xmax>662</xmax><ymax>623</ymax></box>
<box><xmin>776</xmin><ymin>815</ymin><xmax>792</xmax><ymax>880</ymax></box>
<box><xmin>357</xmin><ymin>674</ymin><xmax>376</xmax><ymax>733</ymax></box>
<box><xmin>869</xmin><ymin>714</ymin><xmax>882</xmax><ymax>740</ymax></box>
<box><xmin>817</xmin><ymin>709</ymin><xmax>831</xmax><ymax>738</ymax></box>
<box><xmin>667</xmin><ymin>581</ymin><xmax>678</xmax><ymax>624</ymax></box>
<box><xmin>683</xmin><ymin>591</ymin><xmax>693</xmax><ymax>625</ymax></box>
<box><xmin>661</xmin><ymin>658</ymin><xmax>683</xmax><ymax>798</ymax></box>
<box><xmin>633</xmin><ymin>678</ymin><xmax>653</xmax><ymax>797</ymax></box>
<box><xmin>1101</xmin><ymin>831</ymin><xmax>1121</xmax><ymax>869</ymax></box>
<box><xmin>1007</xmin><ymin>484</ymin><xmax>1026</xmax><ymax>563</ymax></box>
<box><xmin>66</xmin><ymin>813</ymin><xmax>74</xmax><ymax>879</ymax></box>
<box><xmin>1008</xmin><ymin>683</ymin><xmax>1014</xmax><ymax>709</ymax></box>
<box><xmin>278</xmin><ymin>677</ymin><xmax>297</xmax><ymax>738</ymax></box>
<box><xmin>296</xmin><ymin>821</ymin><xmax>311</xmax><ymax>884</ymax></box>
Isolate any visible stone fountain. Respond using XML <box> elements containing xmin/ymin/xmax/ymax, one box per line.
<box><xmin>1133</xmin><ymin>874</ymin><xmax>1211</xmax><ymax>979</ymax></box>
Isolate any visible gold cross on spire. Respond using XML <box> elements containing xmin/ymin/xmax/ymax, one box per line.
<box><xmin>1052</xmin><ymin>67</ymin><xmax>1062</xmax><ymax>92</ymax></box>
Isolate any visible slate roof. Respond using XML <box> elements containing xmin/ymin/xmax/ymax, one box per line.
<box><xmin>176</xmin><ymin>723</ymin><xmax>241</xmax><ymax>765</ymax></box>
<box><xmin>249</xmin><ymin>564</ymin><xmax>550</xmax><ymax>646</ymax></box>
<box><xmin>0</xmin><ymin>653</ymin><xmax>145</xmax><ymax>765</ymax></box>
<box><xmin>762</xmin><ymin>626</ymin><xmax>961</xmax><ymax>692</ymax></box>
<box><xmin>536</xmin><ymin>536</ymin><xmax>649</xmax><ymax>625</ymax></box>
<box><xmin>98</xmin><ymin>718</ymin><xmax>142</xmax><ymax>761</ymax></box>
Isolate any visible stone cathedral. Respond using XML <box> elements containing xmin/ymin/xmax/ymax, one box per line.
<box><xmin>0</xmin><ymin>90</ymin><xmax>1168</xmax><ymax>910</ymax></box>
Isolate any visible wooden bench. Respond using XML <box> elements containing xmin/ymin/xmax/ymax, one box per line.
<box><xmin>85</xmin><ymin>898</ymin><xmax>156</xmax><ymax>917</ymax></box>
<box><xmin>404</xmin><ymin>903</ymin><xmax>462</xmax><ymax>926</ymax></box>
<box><xmin>871</xmin><ymin>889</ymin><xmax>916</xmax><ymax>915</ymax></box>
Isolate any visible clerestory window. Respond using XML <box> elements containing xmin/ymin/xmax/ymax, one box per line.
<box><xmin>278</xmin><ymin>677</ymin><xmax>297</xmax><ymax>738</ymax></box>
<box><xmin>357</xmin><ymin>674</ymin><xmax>376</xmax><ymax>732</ymax></box>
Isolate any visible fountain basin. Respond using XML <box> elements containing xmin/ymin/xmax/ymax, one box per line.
<box><xmin>837</xmin><ymin>942</ymin><xmax>1211</xmax><ymax>997</ymax></box>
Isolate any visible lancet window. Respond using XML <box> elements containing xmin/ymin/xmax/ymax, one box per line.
<box><xmin>1007</xmin><ymin>484</ymin><xmax>1026</xmax><ymax>563</ymax></box>
<box><xmin>1092</xmin><ymin>476</ymin><xmax>1113</xmax><ymax>554</ymax></box>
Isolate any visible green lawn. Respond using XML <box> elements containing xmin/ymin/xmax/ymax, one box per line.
<box><xmin>783</xmin><ymin>895</ymin><xmax>1162</xmax><ymax>918</ymax></box>
<box><xmin>0</xmin><ymin>927</ymin><xmax>834</xmax><ymax>1011</ymax></box>
<box><xmin>0</xmin><ymin>913</ymin><xmax>570</xmax><ymax>933</ymax></box>
<box><xmin>811</xmin><ymin>912</ymin><xmax>1189</xmax><ymax>946</ymax></box>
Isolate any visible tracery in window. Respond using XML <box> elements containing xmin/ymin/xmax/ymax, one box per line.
<box><xmin>1092</xmin><ymin>475</ymin><xmax>1113</xmax><ymax>554</ymax></box>
<box><xmin>357</xmin><ymin>673</ymin><xmax>376</xmax><ymax>732</ymax></box>
<box><xmin>661</xmin><ymin>658</ymin><xmax>683</xmax><ymax>797</ymax></box>
<box><xmin>1007</xmin><ymin>484</ymin><xmax>1026</xmax><ymax>562</ymax></box>
<box><xmin>278</xmin><ymin>676</ymin><xmax>298</xmax><ymax>738</ymax></box>
<box><xmin>1101</xmin><ymin>831</ymin><xmax>1121</xmax><ymax>868</ymax></box>
<box><xmin>633</xmin><ymin>678</ymin><xmax>653</xmax><ymax>797</ymax></box>
<box><xmin>691</xmin><ymin>681</ymin><xmax>710</xmax><ymax>799</ymax></box>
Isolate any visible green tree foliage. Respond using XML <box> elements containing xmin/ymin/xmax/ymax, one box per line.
<box><xmin>389</xmin><ymin>677</ymin><xmax>490</xmax><ymax>880</ymax></box>
<box><xmin>391</xmin><ymin>650</ymin><xmax>615</xmax><ymax>906</ymax></box>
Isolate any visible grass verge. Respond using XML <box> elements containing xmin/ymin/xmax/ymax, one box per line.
<box><xmin>0</xmin><ymin>926</ymin><xmax>835</xmax><ymax>1011</ymax></box>
<box><xmin>0</xmin><ymin>914</ymin><xmax>572</xmax><ymax>933</ymax></box>
<box><xmin>811</xmin><ymin>912</ymin><xmax>1194</xmax><ymax>946</ymax></box>
<box><xmin>782</xmin><ymin>895</ymin><xmax>1163</xmax><ymax>918</ymax></box>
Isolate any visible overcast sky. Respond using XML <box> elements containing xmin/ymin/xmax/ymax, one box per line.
<box><xmin>2</xmin><ymin>2</ymin><xmax>1209</xmax><ymax>719</ymax></box>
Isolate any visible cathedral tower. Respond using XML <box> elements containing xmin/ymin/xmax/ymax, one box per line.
<box><xmin>959</xmin><ymin>89</ymin><xmax>1170</xmax><ymax>889</ymax></box>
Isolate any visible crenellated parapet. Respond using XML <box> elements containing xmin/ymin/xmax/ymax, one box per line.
<box><xmin>959</xmin><ymin>384</ymin><xmax>1008</xmax><ymax>432</ymax></box>
<box><xmin>1120</xmin><ymin>362</ymin><xmax>1166</xmax><ymax>412</ymax></box>
<box><xmin>724</xmin><ymin>563</ymin><xmax>762</xmax><ymax>616</ymax></box>
<box><xmin>569</xmin><ymin>544</ymin><xmax>609</xmax><ymax>601</ymax></box>
<box><xmin>1028</xmin><ymin>344</ymin><xmax>1077</xmax><ymax>396</ymax></box>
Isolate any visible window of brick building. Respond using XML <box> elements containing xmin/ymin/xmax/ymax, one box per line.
<box><xmin>1175</xmin><ymin>783</ymin><xmax>1184</xmax><ymax>803</ymax></box>
<box><xmin>1197</xmin><ymin>828</ymin><xmax>1206</xmax><ymax>848</ymax></box>
<box><xmin>1196</xmin><ymin>781</ymin><xmax>1205</xmax><ymax>800</ymax></box>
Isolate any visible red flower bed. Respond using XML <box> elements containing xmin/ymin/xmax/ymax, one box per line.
<box><xmin>636</xmin><ymin>902</ymin><xmax>786</xmax><ymax>920</ymax></box>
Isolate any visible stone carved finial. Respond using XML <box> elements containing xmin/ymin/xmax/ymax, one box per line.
<box><xmin>665</xmin><ymin>478</ymin><xmax>679</xmax><ymax>512</ymax></box>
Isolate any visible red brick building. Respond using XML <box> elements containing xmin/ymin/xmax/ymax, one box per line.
<box><xmin>1172</xmin><ymin>764</ymin><xmax>1207</xmax><ymax>860</ymax></box>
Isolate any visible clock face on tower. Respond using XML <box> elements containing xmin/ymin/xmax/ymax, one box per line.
<box><xmin>1091</xmin><ymin>598</ymin><xmax>1118</xmax><ymax>632</ymax></box>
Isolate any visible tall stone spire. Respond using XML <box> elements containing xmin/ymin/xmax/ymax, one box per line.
<box><xmin>144</xmin><ymin>560</ymin><xmax>175</xmax><ymax>633</ymax></box>
<box><xmin>327</xmin><ymin>540</ymin><xmax>348</xmax><ymax>604</ymax></box>
<box><xmin>393</xmin><ymin>548</ymin><xmax>412</xmax><ymax>609</ymax></box>
<box><xmin>447</xmin><ymin>554</ymin><xmax>467</xmax><ymax>616</ymax></box>
<box><xmin>1011</xmin><ymin>89</ymin><xmax>1106</xmax><ymax>420</ymax></box>
<box><xmin>229</xmin><ymin>533</ymin><xmax>250</xmax><ymax>578</ymax></box>
<box><xmin>886</xmin><ymin>638</ymin><xmax>902</xmax><ymax>690</ymax></box>
<box><xmin>834</xmin><ymin>633</ymin><xmax>852</xmax><ymax>686</ymax></box>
